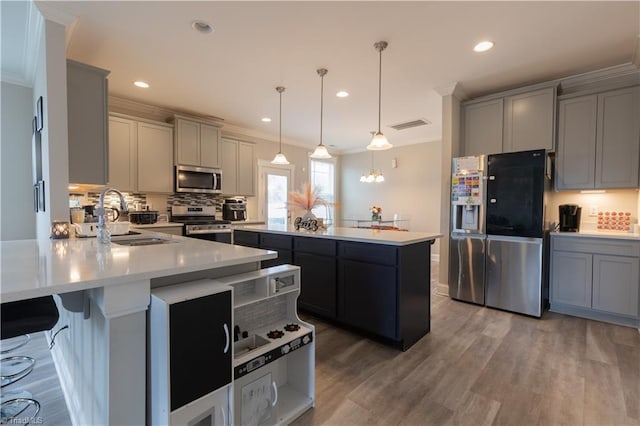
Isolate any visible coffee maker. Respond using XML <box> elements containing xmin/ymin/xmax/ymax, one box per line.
<box><xmin>222</xmin><ymin>199</ymin><xmax>247</xmax><ymax>221</ymax></box>
<box><xmin>559</xmin><ymin>204</ymin><xmax>581</xmax><ymax>232</ymax></box>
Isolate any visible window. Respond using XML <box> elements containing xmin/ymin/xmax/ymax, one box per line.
<box><xmin>309</xmin><ymin>158</ymin><xmax>335</xmax><ymax>224</ymax></box>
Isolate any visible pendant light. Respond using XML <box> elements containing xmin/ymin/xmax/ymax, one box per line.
<box><xmin>367</xmin><ymin>41</ymin><xmax>393</xmax><ymax>151</ymax></box>
<box><xmin>360</xmin><ymin>132</ymin><xmax>385</xmax><ymax>183</ymax></box>
<box><xmin>271</xmin><ymin>86</ymin><xmax>290</xmax><ymax>165</ymax></box>
<box><xmin>310</xmin><ymin>68</ymin><xmax>332</xmax><ymax>159</ymax></box>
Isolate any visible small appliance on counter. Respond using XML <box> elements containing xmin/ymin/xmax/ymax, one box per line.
<box><xmin>559</xmin><ymin>204</ymin><xmax>581</xmax><ymax>232</ymax></box>
<box><xmin>129</xmin><ymin>210</ymin><xmax>159</xmax><ymax>225</ymax></box>
<box><xmin>223</xmin><ymin>199</ymin><xmax>247</xmax><ymax>222</ymax></box>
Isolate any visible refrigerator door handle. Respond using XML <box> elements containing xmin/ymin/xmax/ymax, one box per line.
<box><xmin>487</xmin><ymin>235</ymin><xmax>542</xmax><ymax>244</ymax></box>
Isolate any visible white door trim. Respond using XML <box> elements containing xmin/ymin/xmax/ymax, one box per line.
<box><xmin>257</xmin><ymin>160</ymin><xmax>295</xmax><ymax>222</ymax></box>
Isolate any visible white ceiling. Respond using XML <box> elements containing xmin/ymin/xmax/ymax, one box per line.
<box><xmin>4</xmin><ymin>1</ymin><xmax>639</xmax><ymax>153</ymax></box>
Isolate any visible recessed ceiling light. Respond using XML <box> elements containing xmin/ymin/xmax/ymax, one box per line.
<box><xmin>134</xmin><ymin>81</ymin><xmax>149</xmax><ymax>88</ymax></box>
<box><xmin>261</xmin><ymin>117</ymin><xmax>272</xmax><ymax>123</ymax></box>
<box><xmin>192</xmin><ymin>20</ymin><xmax>213</xmax><ymax>34</ymax></box>
<box><xmin>336</xmin><ymin>91</ymin><xmax>349</xmax><ymax>98</ymax></box>
<box><xmin>473</xmin><ymin>41</ymin><xmax>494</xmax><ymax>52</ymax></box>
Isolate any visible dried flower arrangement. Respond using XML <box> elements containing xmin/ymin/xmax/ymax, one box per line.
<box><xmin>288</xmin><ymin>182</ymin><xmax>329</xmax><ymax>211</ymax></box>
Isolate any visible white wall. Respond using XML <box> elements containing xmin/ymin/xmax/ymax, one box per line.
<box><xmin>548</xmin><ymin>189</ymin><xmax>639</xmax><ymax>230</ymax></box>
<box><xmin>33</xmin><ymin>18</ymin><xmax>69</xmax><ymax>239</ymax></box>
<box><xmin>340</xmin><ymin>141</ymin><xmax>442</xmax><ymax>253</ymax></box>
<box><xmin>0</xmin><ymin>82</ymin><xmax>36</xmax><ymax>240</ymax></box>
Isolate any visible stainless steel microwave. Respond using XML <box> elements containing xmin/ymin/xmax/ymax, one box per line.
<box><xmin>175</xmin><ymin>165</ymin><xmax>222</xmax><ymax>194</ymax></box>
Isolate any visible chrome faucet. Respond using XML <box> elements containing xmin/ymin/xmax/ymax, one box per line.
<box><xmin>96</xmin><ymin>187</ymin><xmax>128</xmax><ymax>244</ymax></box>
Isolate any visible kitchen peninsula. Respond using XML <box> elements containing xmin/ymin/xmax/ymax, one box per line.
<box><xmin>234</xmin><ymin>225</ymin><xmax>441</xmax><ymax>350</ymax></box>
<box><xmin>0</xmin><ymin>233</ymin><xmax>276</xmax><ymax>426</ymax></box>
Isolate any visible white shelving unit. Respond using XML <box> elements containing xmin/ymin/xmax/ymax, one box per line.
<box><xmin>213</xmin><ymin>265</ymin><xmax>315</xmax><ymax>426</ymax></box>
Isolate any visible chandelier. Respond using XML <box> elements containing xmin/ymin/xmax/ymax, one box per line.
<box><xmin>360</xmin><ymin>136</ymin><xmax>385</xmax><ymax>183</ymax></box>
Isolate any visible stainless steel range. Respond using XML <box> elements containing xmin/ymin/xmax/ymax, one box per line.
<box><xmin>171</xmin><ymin>205</ymin><xmax>233</xmax><ymax>244</ymax></box>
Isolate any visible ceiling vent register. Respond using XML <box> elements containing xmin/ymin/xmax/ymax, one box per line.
<box><xmin>390</xmin><ymin>118</ymin><xmax>432</xmax><ymax>131</ymax></box>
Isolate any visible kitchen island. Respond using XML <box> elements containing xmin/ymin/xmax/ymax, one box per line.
<box><xmin>0</xmin><ymin>233</ymin><xmax>276</xmax><ymax>426</ymax></box>
<box><xmin>234</xmin><ymin>225</ymin><xmax>442</xmax><ymax>350</ymax></box>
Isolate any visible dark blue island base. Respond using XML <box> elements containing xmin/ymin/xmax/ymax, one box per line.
<box><xmin>235</xmin><ymin>229</ymin><xmax>435</xmax><ymax>351</ymax></box>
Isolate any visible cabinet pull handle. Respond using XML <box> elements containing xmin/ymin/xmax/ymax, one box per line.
<box><xmin>223</xmin><ymin>323</ymin><xmax>230</xmax><ymax>354</ymax></box>
<box><xmin>271</xmin><ymin>381</ymin><xmax>278</xmax><ymax>407</ymax></box>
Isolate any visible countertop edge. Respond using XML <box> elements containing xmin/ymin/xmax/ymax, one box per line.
<box><xmin>550</xmin><ymin>231</ymin><xmax>640</xmax><ymax>241</ymax></box>
<box><xmin>238</xmin><ymin>225</ymin><xmax>441</xmax><ymax>246</ymax></box>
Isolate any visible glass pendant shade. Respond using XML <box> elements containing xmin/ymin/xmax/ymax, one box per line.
<box><xmin>271</xmin><ymin>152</ymin><xmax>289</xmax><ymax>165</ymax></box>
<box><xmin>310</xmin><ymin>68</ymin><xmax>332</xmax><ymax>159</ymax></box>
<box><xmin>271</xmin><ymin>86</ymin><xmax>290</xmax><ymax>165</ymax></box>
<box><xmin>310</xmin><ymin>144</ymin><xmax>331</xmax><ymax>159</ymax></box>
<box><xmin>367</xmin><ymin>131</ymin><xmax>392</xmax><ymax>150</ymax></box>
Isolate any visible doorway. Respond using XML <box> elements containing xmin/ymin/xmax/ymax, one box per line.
<box><xmin>257</xmin><ymin>160</ymin><xmax>294</xmax><ymax>226</ymax></box>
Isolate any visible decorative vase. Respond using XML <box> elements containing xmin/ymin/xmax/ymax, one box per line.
<box><xmin>372</xmin><ymin>213</ymin><xmax>380</xmax><ymax>222</ymax></box>
<box><xmin>303</xmin><ymin>210</ymin><xmax>317</xmax><ymax>220</ymax></box>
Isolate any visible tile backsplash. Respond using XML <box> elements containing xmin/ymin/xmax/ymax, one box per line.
<box><xmin>73</xmin><ymin>192</ymin><xmax>246</xmax><ymax>219</ymax></box>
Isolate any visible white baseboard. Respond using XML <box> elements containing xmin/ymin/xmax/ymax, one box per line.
<box><xmin>435</xmin><ymin>282</ymin><xmax>449</xmax><ymax>297</ymax></box>
<box><xmin>50</xmin><ymin>339</ymin><xmax>85</xmax><ymax>426</ymax></box>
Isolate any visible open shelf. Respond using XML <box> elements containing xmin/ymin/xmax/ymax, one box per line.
<box><xmin>276</xmin><ymin>384</ymin><xmax>314</xmax><ymax>425</ymax></box>
<box><xmin>214</xmin><ymin>264</ymin><xmax>300</xmax><ymax>308</ymax></box>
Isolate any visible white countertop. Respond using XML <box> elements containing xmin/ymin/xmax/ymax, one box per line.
<box><xmin>551</xmin><ymin>230</ymin><xmax>640</xmax><ymax>241</ymax></box>
<box><xmin>239</xmin><ymin>224</ymin><xmax>441</xmax><ymax>246</ymax></box>
<box><xmin>0</xmin><ymin>232</ymin><xmax>276</xmax><ymax>303</ymax></box>
<box><xmin>130</xmin><ymin>222</ymin><xmax>183</xmax><ymax>228</ymax></box>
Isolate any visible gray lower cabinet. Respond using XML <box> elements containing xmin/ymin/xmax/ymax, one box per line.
<box><xmin>550</xmin><ymin>235</ymin><xmax>640</xmax><ymax>327</ymax></box>
<box><xmin>551</xmin><ymin>251</ymin><xmax>592</xmax><ymax>308</ymax></box>
<box><xmin>556</xmin><ymin>86</ymin><xmax>640</xmax><ymax>190</ymax></box>
<box><xmin>592</xmin><ymin>254</ymin><xmax>639</xmax><ymax>317</ymax></box>
<box><xmin>67</xmin><ymin>60</ymin><xmax>109</xmax><ymax>185</ymax></box>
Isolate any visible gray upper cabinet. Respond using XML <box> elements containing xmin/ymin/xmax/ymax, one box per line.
<box><xmin>67</xmin><ymin>60</ymin><xmax>109</xmax><ymax>185</ymax></box>
<box><xmin>461</xmin><ymin>85</ymin><xmax>555</xmax><ymax>156</ymax></box>
<box><xmin>503</xmin><ymin>87</ymin><xmax>555</xmax><ymax>153</ymax></box>
<box><xmin>137</xmin><ymin>122</ymin><xmax>173</xmax><ymax>193</ymax></box>
<box><xmin>462</xmin><ymin>99</ymin><xmax>503</xmax><ymax>156</ymax></box>
<box><xmin>173</xmin><ymin>116</ymin><xmax>221</xmax><ymax>167</ymax></box>
<box><xmin>220</xmin><ymin>138</ymin><xmax>255</xmax><ymax>196</ymax></box>
<box><xmin>556</xmin><ymin>86</ymin><xmax>640</xmax><ymax>190</ymax></box>
<box><xmin>555</xmin><ymin>95</ymin><xmax>598</xmax><ymax>189</ymax></box>
<box><xmin>595</xmin><ymin>87</ymin><xmax>640</xmax><ymax>189</ymax></box>
<box><xmin>109</xmin><ymin>114</ymin><xmax>174</xmax><ymax>193</ymax></box>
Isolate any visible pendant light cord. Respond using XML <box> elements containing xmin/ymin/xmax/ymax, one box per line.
<box><xmin>377</xmin><ymin>45</ymin><xmax>382</xmax><ymax>133</ymax></box>
<box><xmin>279</xmin><ymin>89</ymin><xmax>282</xmax><ymax>152</ymax></box>
<box><xmin>320</xmin><ymin>72</ymin><xmax>324</xmax><ymax>147</ymax></box>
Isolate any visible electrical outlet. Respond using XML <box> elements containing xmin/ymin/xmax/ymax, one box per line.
<box><xmin>589</xmin><ymin>205</ymin><xmax>598</xmax><ymax>216</ymax></box>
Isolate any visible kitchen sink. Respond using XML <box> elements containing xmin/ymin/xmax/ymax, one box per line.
<box><xmin>234</xmin><ymin>334</ymin><xmax>270</xmax><ymax>359</ymax></box>
<box><xmin>111</xmin><ymin>236</ymin><xmax>176</xmax><ymax>246</ymax></box>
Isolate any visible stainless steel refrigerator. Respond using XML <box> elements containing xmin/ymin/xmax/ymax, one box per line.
<box><xmin>449</xmin><ymin>155</ymin><xmax>486</xmax><ymax>305</ymax></box>
<box><xmin>485</xmin><ymin>149</ymin><xmax>550</xmax><ymax>317</ymax></box>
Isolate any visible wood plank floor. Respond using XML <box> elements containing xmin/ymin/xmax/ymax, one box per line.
<box><xmin>292</xmin><ymin>263</ymin><xmax>640</xmax><ymax>426</ymax></box>
<box><xmin>5</xmin><ymin>260</ymin><xmax>639</xmax><ymax>425</ymax></box>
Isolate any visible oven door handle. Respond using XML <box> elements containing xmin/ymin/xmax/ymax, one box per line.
<box><xmin>185</xmin><ymin>229</ymin><xmax>233</xmax><ymax>235</ymax></box>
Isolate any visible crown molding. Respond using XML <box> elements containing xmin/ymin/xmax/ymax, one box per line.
<box><xmin>558</xmin><ymin>62</ymin><xmax>640</xmax><ymax>95</ymax></box>
<box><xmin>434</xmin><ymin>82</ymin><xmax>467</xmax><ymax>101</ymax></box>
